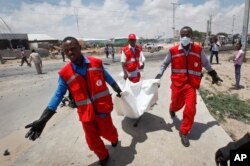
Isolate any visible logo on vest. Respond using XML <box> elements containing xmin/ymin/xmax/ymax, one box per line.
<box><xmin>96</xmin><ymin>80</ymin><xmax>102</xmax><ymax>86</ymax></box>
<box><xmin>194</xmin><ymin>62</ymin><xmax>199</xmax><ymax>67</ymax></box>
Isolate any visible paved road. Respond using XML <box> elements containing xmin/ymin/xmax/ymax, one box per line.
<box><xmin>0</xmin><ymin>53</ymin><xmax>231</xmax><ymax>166</ymax></box>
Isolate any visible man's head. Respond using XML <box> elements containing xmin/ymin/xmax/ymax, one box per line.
<box><xmin>180</xmin><ymin>26</ymin><xmax>192</xmax><ymax>47</ymax></box>
<box><xmin>62</xmin><ymin>36</ymin><xmax>82</xmax><ymax>63</ymax></box>
<box><xmin>128</xmin><ymin>33</ymin><xmax>136</xmax><ymax>47</ymax></box>
<box><xmin>235</xmin><ymin>41</ymin><xmax>242</xmax><ymax>50</ymax></box>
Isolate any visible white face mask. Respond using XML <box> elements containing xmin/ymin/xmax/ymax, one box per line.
<box><xmin>180</xmin><ymin>36</ymin><xmax>191</xmax><ymax>46</ymax></box>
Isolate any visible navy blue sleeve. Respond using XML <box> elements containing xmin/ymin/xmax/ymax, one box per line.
<box><xmin>47</xmin><ymin>76</ymin><xmax>68</xmax><ymax>111</ymax></box>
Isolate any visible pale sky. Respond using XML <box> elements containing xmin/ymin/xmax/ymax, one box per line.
<box><xmin>0</xmin><ymin>0</ymin><xmax>247</xmax><ymax>40</ymax></box>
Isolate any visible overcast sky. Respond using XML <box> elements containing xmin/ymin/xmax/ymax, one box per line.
<box><xmin>0</xmin><ymin>0</ymin><xmax>247</xmax><ymax>40</ymax></box>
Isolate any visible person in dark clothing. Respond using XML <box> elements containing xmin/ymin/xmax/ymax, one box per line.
<box><xmin>215</xmin><ymin>132</ymin><xmax>250</xmax><ymax>166</ymax></box>
<box><xmin>61</xmin><ymin>49</ymin><xmax>66</xmax><ymax>62</ymax></box>
<box><xmin>105</xmin><ymin>45</ymin><xmax>109</xmax><ymax>59</ymax></box>
<box><xmin>20</xmin><ymin>49</ymin><xmax>31</xmax><ymax>67</ymax></box>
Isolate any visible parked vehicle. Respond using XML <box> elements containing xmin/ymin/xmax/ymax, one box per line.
<box><xmin>143</xmin><ymin>43</ymin><xmax>163</xmax><ymax>53</ymax></box>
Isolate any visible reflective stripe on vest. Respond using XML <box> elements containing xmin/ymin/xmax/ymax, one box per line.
<box><xmin>75</xmin><ymin>98</ymin><xmax>92</xmax><ymax>106</ymax></box>
<box><xmin>88</xmin><ymin>67</ymin><xmax>103</xmax><ymax>71</ymax></box>
<box><xmin>172</xmin><ymin>69</ymin><xmax>202</xmax><ymax>76</ymax></box>
<box><xmin>126</xmin><ymin>57</ymin><xmax>140</xmax><ymax>64</ymax></box>
<box><xmin>75</xmin><ymin>89</ymin><xmax>110</xmax><ymax>106</ymax></box>
<box><xmin>172</xmin><ymin>53</ymin><xmax>185</xmax><ymax>58</ymax></box>
<box><xmin>189</xmin><ymin>51</ymin><xmax>200</xmax><ymax>58</ymax></box>
<box><xmin>127</xmin><ymin>68</ymin><xmax>139</xmax><ymax>78</ymax></box>
<box><xmin>67</xmin><ymin>73</ymin><xmax>79</xmax><ymax>84</ymax></box>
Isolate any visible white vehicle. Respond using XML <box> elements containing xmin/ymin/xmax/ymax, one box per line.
<box><xmin>144</xmin><ymin>43</ymin><xmax>163</xmax><ymax>53</ymax></box>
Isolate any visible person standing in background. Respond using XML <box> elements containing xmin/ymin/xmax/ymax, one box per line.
<box><xmin>29</xmin><ymin>49</ymin><xmax>43</xmax><ymax>74</ymax></box>
<box><xmin>233</xmin><ymin>42</ymin><xmax>244</xmax><ymax>90</ymax></box>
<box><xmin>105</xmin><ymin>44</ymin><xmax>109</xmax><ymax>59</ymax></box>
<box><xmin>109</xmin><ymin>45</ymin><xmax>115</xmax><ymax>62</ymax></box>
<box><xmin>210</xmin><ymin>36</ymin><xmax>221</xmax><ymax>64</ymax></box>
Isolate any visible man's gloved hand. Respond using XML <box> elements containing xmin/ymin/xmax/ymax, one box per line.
<box><xmin>155</xmin><ymin>73</ymin><xmax>162</xmax><ymax>79</ymax></box>
<box><xmin>208</xmin><ymin>70</ymin><xmax>223</xmax><ymax>84</ymax></box>
<box><xmin>111</xmin><ymin>82</ymin><xmax>122</xmax><ymax>98</ymax></box>
<box><xmin>25</xmin><ymin>107</ymin><xmax>55</xmax><ymax>141</ymax></box>
<box><xmin>123</xmin><ymin>74</ymin><xmax>128</xmax><ymax>80</ymax></box>
<box><xmin>140</xmin><ymin>63</ymin><xmax>145</xmax><ymax>70</ymax></box>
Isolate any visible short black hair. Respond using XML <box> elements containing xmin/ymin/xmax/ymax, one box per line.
<box><xmin>237</xmin><ymin>41</ymin><xmax>242</xmax><ymax>47</ymax></box>
<box><xmin>31</xmin><ymin>49</ymin><xmax>35</xmax><ymax>52</ymax></box>
<box><xmin>62</xmin><ymin>36</ymin><xmax>79</xmax><ymax>44</ymax></box>
<box><xmin>180</xmin><ymin>26</ymin><xmax>193</xmax><ymax>33</ymax></box>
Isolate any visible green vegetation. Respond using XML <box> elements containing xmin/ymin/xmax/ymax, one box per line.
<box><xmin>199</xmin><ymin>88</ymin><xmax>250</xmax><ymax>124</ymax></box>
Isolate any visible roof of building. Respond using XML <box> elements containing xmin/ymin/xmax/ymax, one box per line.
<box><xmin>28</xmin><ymin>34</ymin><xmax>58</xmax><ymax>41</ymax></box>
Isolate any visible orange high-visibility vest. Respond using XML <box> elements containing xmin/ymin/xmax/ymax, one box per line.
<box><xmin>122</xmin><ymin>45</ymin><xmax>142</xmax><ymax>78</ymax></box>
<box><xmin>170</xmin><ymin>43</ymin><xmax>202</xmax><ymax>89</ymax></box>
<box><xmin>59</xmin><ymin>56</ymin><xmax>113</xmax><ymax>122</ymax></box>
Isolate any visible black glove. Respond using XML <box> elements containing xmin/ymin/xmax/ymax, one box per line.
<box><xmin>140</xmin><ymin>63</ymin><xmax>145</xmax><ymax>70</ymax></box>
<box><xmin>111</xmin><ymin>82</ymin><xmax>122</xmax><ymax>97</ymax></box>
<box><xmin>25</xmin><ymin>107</ymin><xmax>55</xmax><ymax>141</ymax></box>
<box><xmin>208</xmin><ymin>70</ymin><xmax>223</xmax><ymax>84</ymax></box>
<box><xmin>155</xmin><ymin>73</ymin><xmax>162</xmax><ymax>79</ymax></box>
<box><xmin>215</xmin><ymin>133</ymin><xmax>250</xmax><ymax>166</ymax></box>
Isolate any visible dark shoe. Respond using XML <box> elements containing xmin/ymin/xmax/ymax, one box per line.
<box><xmin>179</xmin><ymin>132</ymin><xmax>190</xmax><ymax>147</ymax></box>
<box><xmin>99</xmin><ymin>155</ymin><xmax>109</xmax><ymax>166</ymax></box>
<box><xmin>169</xmin><ymin>110</ymin><xmax>176</xmax><ymax>118</ymax></box>
<box><xmin>111</xmin><ymin>140</ymin><xmax>118</xmax><ymax>147</ymax></box>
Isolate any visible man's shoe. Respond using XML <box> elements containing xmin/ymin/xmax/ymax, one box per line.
<box><xmin>179</xmin><ymin>132</ymin><xmax>190</xmax><ymax>147</ymax></box>
<box><xmin>111</xmin><ymin>140</ymin><xmax>118</xmax><ymax>147</ymax></box>
<box><xmin>169</xmin><ymin>110</ymin><xmax>176</xmax><ymax>118</ymax></box>
<box><xmin>99</xmin><ymin>155</ymin><xmax>109</xmax><ymax>166</ymax></box>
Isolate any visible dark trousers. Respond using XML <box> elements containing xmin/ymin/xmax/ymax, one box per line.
<box><xmin>235</xmin><ymin>64</ymin><xmax>241</xmax><ymax>88</ymax></box>
<box><xmin>210</xmin><ymin>51</ymin><xmax>219</xmax><ymax>64</ymax></box>
<box><xmin>20</xmin><ymin>57</ymin><xmax>30</xmax><ymax>66</ymax></box>
<box><xmin>105</xmin><ymin>52</ymin><xmax>109</xmax><ymax>59</ymax></box>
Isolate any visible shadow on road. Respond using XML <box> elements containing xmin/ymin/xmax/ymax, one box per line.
<box><xmin>172</xmin><ymin>117</ymin><xmax>218</xmax><ymax>140</ymax></box>
<box><xmin>108</xmin><ymin>112</ymin><xmax>172</xmax><ymax>166</ymax></box>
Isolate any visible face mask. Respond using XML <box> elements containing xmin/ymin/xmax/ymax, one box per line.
<box><xmin>180</xmin><ymin>36</ymin><xmax>191</xmax><ymax>46</ymax></box>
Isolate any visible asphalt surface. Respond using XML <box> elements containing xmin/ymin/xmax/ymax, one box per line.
<box><xmin>0</xmin><ymin>52</ymin><xmax>232</xmax><ymax>166</ymax></box>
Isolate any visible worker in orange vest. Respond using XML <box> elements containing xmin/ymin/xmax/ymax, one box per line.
<box><xmin>155</xmin><ymin>26</ymin><xmax>223</xmax><ymax>147</ymax></box>
<box><xmin>121</xmin><ymin>33</ymin><xmax>145</xmax><ymax>83</ymax></box>
<box><xmin>25</xmin><ymin>36</ymin><xmax>122</xmax><ymax>166</ymax></box>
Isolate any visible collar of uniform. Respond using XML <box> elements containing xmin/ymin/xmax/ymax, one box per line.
<box><xmin>72</xmin><ymin>54</ymin><xmax>89</xmax><ymax>71</ymax></box>
<box><xmin>128</xmin><ymin>44</ymin><xmax>136</xmax><ymax>49</ymax></box>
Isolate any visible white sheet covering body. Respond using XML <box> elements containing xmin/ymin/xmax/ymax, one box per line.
<box><xmin>114</xmin><ymin>79</ymin><xmax>160</xmax><ymax>119</ymax></box>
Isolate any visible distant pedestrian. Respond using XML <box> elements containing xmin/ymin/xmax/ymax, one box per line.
<box><xmin>210</xmin><ymin>36</ymin><xmax>220</xmax><ymax>64</ymax></box>
<box><xmin>20</xmin><ymin>49</ymin><xmax>31</xmax><ymax>67</ymax></box>
<box><xmin>61</xmin><ymin>49</ymin><xmax>66</xmax><ymax>62</ymax></box>
<box><xmin>109</xmin><ymin>45</ymin><xmax>115</xmax><ymax>62</ymax></box>
<box><xmin>233</xmin><ymin>42</ymin><xmax>244</xmax><ymax>90</ymax></box>
<box><xmin>0</xmin><ymin>53</ymin><xmax>5</xmax><ymax>64</ymax></box>
<box><xmin>29</xmin><ymin>49</ymin><xmax>42</xmax><ymax>74</ymax></box>
<box><xmin>105</xmin><ymin>45</ymin><xmax>109</xmax><ymax>59</ymax></box>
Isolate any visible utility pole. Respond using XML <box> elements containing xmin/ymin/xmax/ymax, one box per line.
<box><xmin>232</xmin><ymin>15</ymin><xmax>235</xmax><ymax>45</ymax></box>
<box><xmin>241</xmin><ymin>0</ymin><xmax>250</xmax><ymax>60</ymax></box>
<box><xmin>209</xmin><ymin>15</ymin><xmax>213</xmax><ymax>35</ymax></box>
<box><xmin>232</xmin><ymin>15</ymin><xmax>235</xmax><ymax>35</ymax></box>
<box><xmin>171</xmin><ymin>2</ymin><xmax>180</xmax><ymax>39</ymax></box>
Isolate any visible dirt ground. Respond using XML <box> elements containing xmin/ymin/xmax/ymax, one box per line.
<box><xmin>200</xmin><ymin>50</ymin><xmax>250</xmax><ymax>140</ymax></box>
